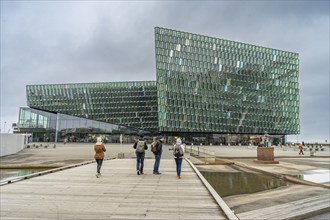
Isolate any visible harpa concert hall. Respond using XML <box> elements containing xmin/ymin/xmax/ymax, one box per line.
<box><xmin>16</xmin><ymin>27</ymin><xmax>300</xmax><ymax>145</ymax></box>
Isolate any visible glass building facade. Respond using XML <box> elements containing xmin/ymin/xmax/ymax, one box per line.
<box><xmin>155</xmin><ymin>27</ymin><xmax>300</xmax><ymax>135</ymax></box>
<box><xmin>26</xmin><ymin>81</ymin><xmax>158</xmax><ymax>132</ymax></box>
<box><xmin>17</xmin><ymin>27</ymin><xmax>300</xmax><ymax>143</ymax></box>
<box><xmin>18</xmin><ymin>107</ymin><xmax>140</xmax><ymax>143</ymax></box>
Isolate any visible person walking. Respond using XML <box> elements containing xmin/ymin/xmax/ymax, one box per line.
<box><xmin>173</xmin><ymin>138</ymin><xmax>184</xmax><ymax>179</ymax></box>
<box><xmin>133</xmin><ymin>135</ymin><xmax>148</xmax><ymax>175</ymax></box>
<box><xmin>152</xmin><ymin>136</ymin><xmax>164</xmax><ymax>175</ymax></box>
<box><xmin>94</xmin><ymin>137</ymin><xmax>106</xmax><ymax>178</ymax></box>
<box><xmin>298</xmin><ymin>142</ymin><xmax>304</xmax><ymax>155</ymax></box>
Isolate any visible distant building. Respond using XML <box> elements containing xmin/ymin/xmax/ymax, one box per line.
<box><xmin>17</xmin><ymin>27</ymin><xmax>300</xmax><ymax>144</ymax></box>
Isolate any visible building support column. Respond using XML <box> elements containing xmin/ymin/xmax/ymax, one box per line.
<box><xmin>55</xmin><ymin>114</ymin><xmax>60</xmax><ymax>143</ymax></box>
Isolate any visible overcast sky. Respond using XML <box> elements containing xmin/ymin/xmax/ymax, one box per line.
<box><xmin>1</xmin><ymin>1</ymin><xmax>329</xmax><ymax>143</ymax></box>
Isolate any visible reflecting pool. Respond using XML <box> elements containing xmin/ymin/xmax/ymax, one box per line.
<box><xmin>200</xmin><ymin>171</ymin><xmax>288</xmax><ymax>197</ymax></box>
<box><xmin>301</xmin><ymin>170</ymin><xmax>330</xmax><ymax>183</ymax></box>
<box><xmin>0</xmin><ymin>168</ymin><xmax>49</xmax><ymax>181</ymax></box>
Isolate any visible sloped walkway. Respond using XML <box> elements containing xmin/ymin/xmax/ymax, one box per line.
<box><xmin>0</xmin><ymin>159</ymin><xmax>228</xmax><ymax>220</ymax></box>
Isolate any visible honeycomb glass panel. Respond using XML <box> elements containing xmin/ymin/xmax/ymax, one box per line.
<box><xmin>155</xmin><ymin>27</ymin><xmax>299</xmax><ymax>135</ymax></box>
<box><xmin>27</xmin><ymin>81</ymin><xmax>158</xmax><ymax>133</ymax></box>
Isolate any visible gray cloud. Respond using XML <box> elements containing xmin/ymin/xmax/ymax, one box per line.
<box><xmin>1</xmin><ymin>1</ymin><xmax>329</xmax><ymax>142</ymax></box>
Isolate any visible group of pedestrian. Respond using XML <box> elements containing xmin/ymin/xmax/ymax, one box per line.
<box><xmin>93</xmin><ymin>135</ymin><xmax>184</xmax><ymax>179</ymax></box>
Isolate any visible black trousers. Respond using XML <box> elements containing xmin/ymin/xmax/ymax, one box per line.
<box><xmin>96</xmin><ymin>158</ymin><xmax>104</xmax><ymax>173</ymax></box>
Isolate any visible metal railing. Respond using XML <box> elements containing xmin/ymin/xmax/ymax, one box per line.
<box><xmin>185</xmin><ymin>144</ymin><xmax>215</xmax><ymax>157</ymax></box>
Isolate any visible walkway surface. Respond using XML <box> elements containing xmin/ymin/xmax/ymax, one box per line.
<box><xmin>1</xmin><ymin>143</ymin><xmax>329</xmax><ymax>219</ymax></box>
<box><xmin>237</xmin><ymin>194</ymin><xmax>330</xmax><ymax>220</ymax></box>
<box><xmin>0</xmin><ymin>159</ymin><xmax>227</xmax><ymax>220</ymax></box>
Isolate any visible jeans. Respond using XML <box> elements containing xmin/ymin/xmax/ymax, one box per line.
<box><xmin>174</xmin><ymin>158</ymin><xmax>183</xmax><ymax>176</ymax></box>
<box><xmin>153</xmin><ymin>154</ymin><xmax>162</xmax><ymax>173</ymax></box>
<box><xmin>96</xmin><ymin>158</ymin><xmax>103</xmax><ymax>173</ymax></box>
<box><xmin>136</xmin><ymin>152</ymin><xmax>145</xmax><ymax>172</ymax></box>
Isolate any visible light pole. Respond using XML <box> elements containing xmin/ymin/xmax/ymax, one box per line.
<box><xmin>3</xmin><ymin>121</ymin><xmax>6</xmax><ymax>134</ymax></box>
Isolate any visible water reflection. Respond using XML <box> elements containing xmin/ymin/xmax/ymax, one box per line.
<box><xmin>0</xmin><ymin>169</ymin><xmax>49</xmax><ymax>181</ymax></box>
<box><xmin>302</xmin><ymin>170</ymin><xmax>330</xmax><ymax>183</ymax></box>
<box><xmin>200</xmin><ymin>171</ymin><xmax>288</xmax><ymax>197</ymax></box>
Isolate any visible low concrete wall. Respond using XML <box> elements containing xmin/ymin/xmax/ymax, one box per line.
<box><xmin>0</xmin><ymin>134</ymin><xmax>30</xmax><ymax>157</ymax></box>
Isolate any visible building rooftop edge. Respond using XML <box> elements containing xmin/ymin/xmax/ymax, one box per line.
<box><xmin>155</xmin><ymin>26</ymin><xmax>299</xmax><ymax>56</ymax></box>
<box><xmin>26</xmin><ymin>80</ymin><xmax>157</xmax><ymax>87</ymax></box>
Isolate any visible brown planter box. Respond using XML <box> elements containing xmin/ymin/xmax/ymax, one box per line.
<box><xmin>254</xmin><ymin>147</ymin><xmax>279</xmax><ymax>164</ymax></box>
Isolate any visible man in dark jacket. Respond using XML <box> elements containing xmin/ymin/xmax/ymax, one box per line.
<box><xmin>153</xmin><ymin>136</ymin><xmax>164</xmax><ymax>175</ymax></box>
<box><xmin>133</xmin><ymin>135</ymin><xmax>148</xmax><ymax>175</ymax></box>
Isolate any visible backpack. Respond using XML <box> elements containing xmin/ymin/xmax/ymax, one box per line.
<box><xmin>174</xmin><ymin>144</ymin><xmax>184</xmax><ymax>158</ymax></box>
<box><xmin>136</xmin><ymin>140</ymin><xmax>145</xmax><ymax>153</ymax></box>
<box><xmin>150</xmin><ymin>141</ymin><xmax>158</xmax><ymax>154</ymax></box>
